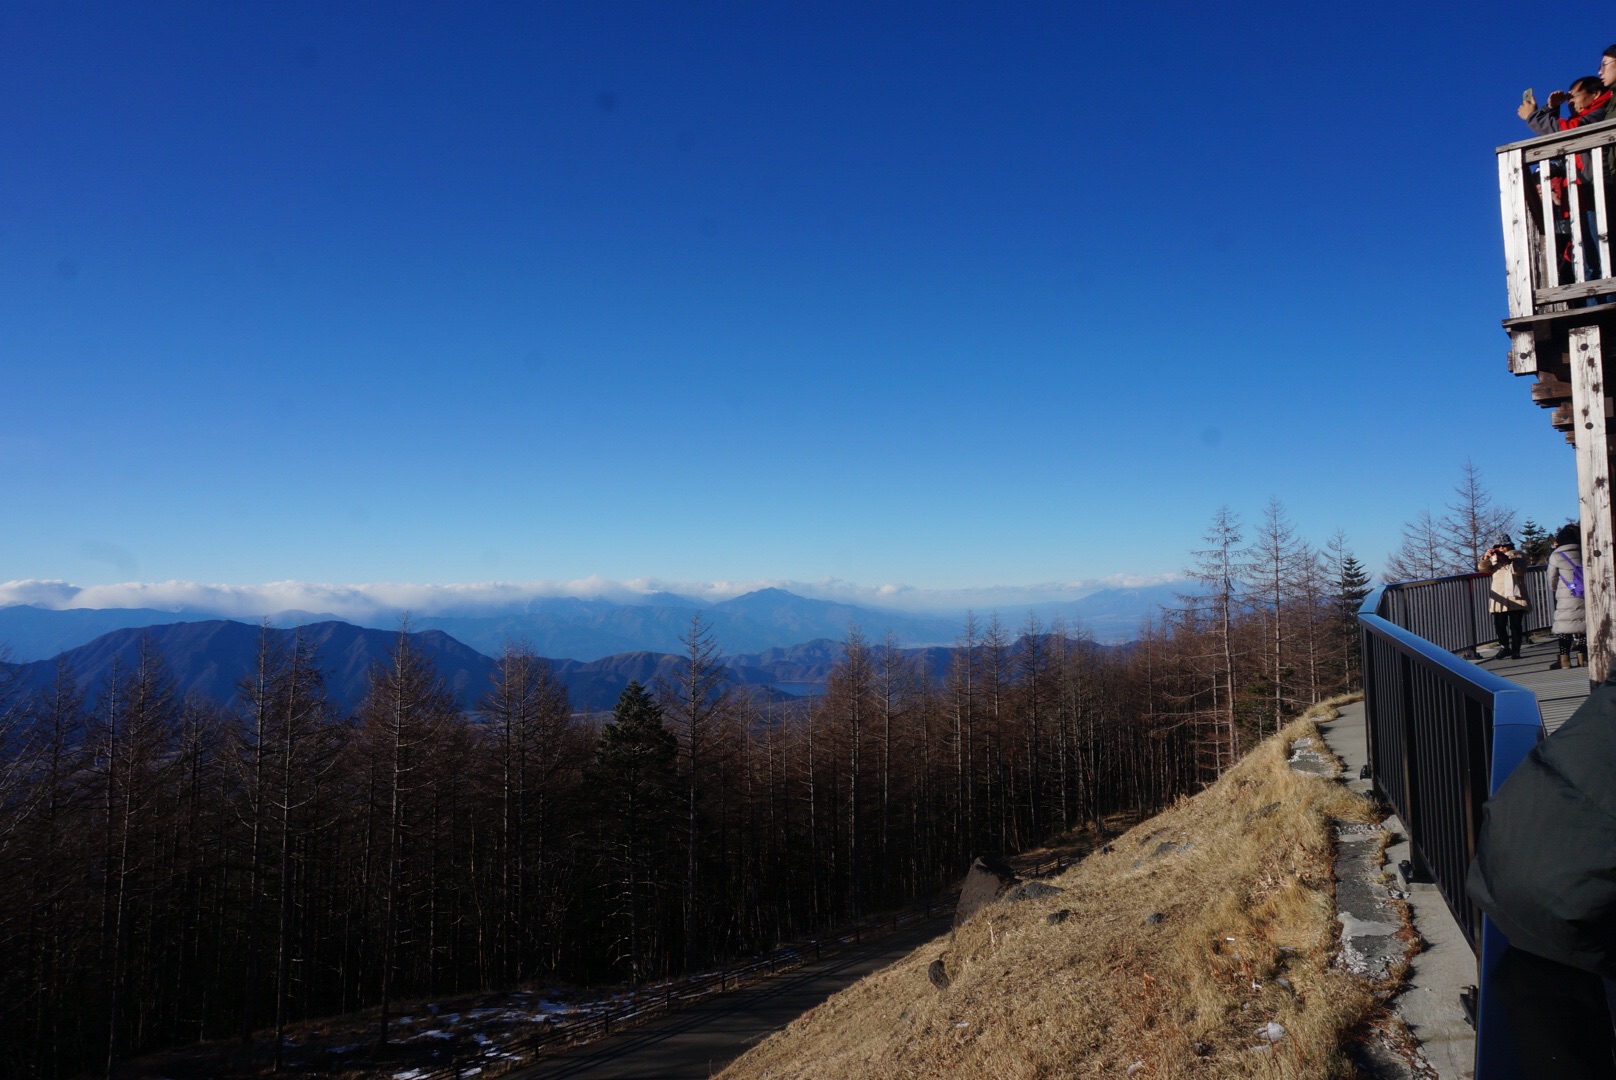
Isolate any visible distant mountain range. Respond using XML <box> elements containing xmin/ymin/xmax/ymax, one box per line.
<box><xmin>0</xmin><ymin>585</ymin><xmax>1180</xmax><ymax>665</ymax></box>
<box><xmin>0</xmin><ymin>613</ymin><xmax>1129</xmax><ymax>716</ymax></box>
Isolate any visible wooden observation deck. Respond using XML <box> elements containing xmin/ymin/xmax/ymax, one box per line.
<box><xmin>1497</xmin><ymin>118</ymin><xmax>1616</xmax><ymax>682</ymax></box>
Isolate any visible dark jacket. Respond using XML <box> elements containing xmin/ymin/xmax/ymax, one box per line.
<box><xmin>1525</xmin><ymin>92</ymin><xmax>1614</xmax><ymax>136</ymax></box>
<box><xmin>1467</xmin><ymin>680</ymin><xmax>1616</xmax><ymax>977</ymax></box>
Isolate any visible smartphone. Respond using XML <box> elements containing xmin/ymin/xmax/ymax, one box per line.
<box><xmin>1524</xmin><ymin>88</ymin><xmax>1536</xmax><ymax>106</ymax></box>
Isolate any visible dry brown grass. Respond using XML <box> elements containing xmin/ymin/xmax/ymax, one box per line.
<box><xmin>720</xmin><ymin>696</ymin><xmax>1390</xmax><ymax>1079</ymax></box>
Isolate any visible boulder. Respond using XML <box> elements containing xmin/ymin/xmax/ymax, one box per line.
<box><xmin>1004</xmin><ymin>881</ymin><xmax>1064</xmax><ymax>903</ymax></box>
<box><xmin>953</xmin><ymin>855</ymin><xmax>1020</xmax><ymax>928</ymax></box>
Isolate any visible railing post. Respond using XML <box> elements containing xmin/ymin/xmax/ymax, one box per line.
<box><xmin>1397</xmin><ymin>650</ymin><xmax>1424</xmax><ymax>878</ymax></box>
<box><xmin>1467</xmin><ymin>575</ymin><xmax>1481</xmax><ymax>655</ymax></box>
<box><xmin>1499</xmin><ymin>146</ymin><xmax>1534</xmax><ymax>323</ymax></box>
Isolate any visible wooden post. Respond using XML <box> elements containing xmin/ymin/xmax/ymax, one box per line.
<box><xmin>1499</xmin><ymin>148</ymin><xmax>1534</xmax><ymax>321</ymax></box>
<box><xmin>1568</xmin><ymin>325</ymin><xmax>1615</xmax><ymax>683</ymax></box>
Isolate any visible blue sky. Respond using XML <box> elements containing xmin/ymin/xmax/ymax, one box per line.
<box><xmin>0</xmin><ymin>2</ymin><xmax>1600</xmax><ymax>608</ymax></box>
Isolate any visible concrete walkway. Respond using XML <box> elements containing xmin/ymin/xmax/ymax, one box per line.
<box><xmin>1316</xmin><ymin>701</ymin><xmax>1477</xmax><ymax>1080</ymax></box>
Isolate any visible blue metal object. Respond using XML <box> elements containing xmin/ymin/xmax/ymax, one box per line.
<box><xmin>1359</xmin><ymin>581</ymin><xmax>1545</xmax><ymax>1080</ymax></box>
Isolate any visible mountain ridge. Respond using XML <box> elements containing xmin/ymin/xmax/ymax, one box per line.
<box><xmin>0</xmin><ymin>585</ymin><xmax>1177</xmax><ymax>664</ymax></box>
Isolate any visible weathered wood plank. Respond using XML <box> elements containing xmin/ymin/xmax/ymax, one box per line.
<box><xmin>1530</xmin><ymin>279</ymin><xmax>1616</xmax><ymax>305</ymax></box>
<box><xmin>1595</xmin><ymin>147</ymin><xmax>1612</xmax><ymax>280</ymax></box>
<box><xmin>1568</xmin><ymin>324</ymin><xmax>1615</xmax><ymax>684</ymax></box>
<box><xmin>1499</xmin><ymin>148</ymin><xmax>1535</xmax><ymax>321</ymax></box>
<box><xmin>1520</xmin><ymin>124</ymin><xmax>1616</xmax><ymax>163</ymax></box>
<box><xmin>1502</xmin><ymin>305</ymin><xmax>1616</xmax><ymax>330</ymax></box>
<box><xmin>1538</xmin><ymin>159</ymin><xmax>1558</xmax><ymax>290</ymax></box>
<box><xmin>1531</xmin><ymin>374</ymin><xmax>1573</xmax><ymax>405</ymax></box>
<box><xmin>1498</xmin><ymin>115</ymin><xmax>1616</xmax><ymax>155</ymax></box>
<box><xmin>1509</xmin><ymin>328</ymin><xmax>1538</xmax><ymax>375</ymax></box>
<box><xmin>1568</xmin><ymin>163</ymin><xmax>1588</xmax><ymax>283</ymax></box>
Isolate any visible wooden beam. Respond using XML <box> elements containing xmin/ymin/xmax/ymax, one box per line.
<box><xmin>1531</xmin><ymin>374</ymin><xmax>1573</xmax><ymax>406</ymax></box>
<box><xmin>1534</xmin><ymin>279</ymin><xmax>1616</xmax><ymax>305</ymax></box>
<box><xmin>1499</xmin><ymin>148</ymin><xmax>1534</xmax><ymax>321</ymax></box>
<box><xmin>1509</xmin><ymin>330</ymin><xmax>1538</xmax><ymax>375</ymax></box>
<box><xmin>1568</xmin><ymin>324</ymin><xmax>1615</xmax><ymax>683</ymax></box>
<box><xmin>1517</xmin><ymin>121</ymin><xmax>1616</xmax><ymax>163</ymax></box>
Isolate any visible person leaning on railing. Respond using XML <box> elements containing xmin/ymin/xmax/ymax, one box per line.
<box><xmin>1479</xmin><ymin>535</ymin><xmax>1530</xmax><ymax>660</ymax></box>
<box><xmin>1519</xmin><ymin>76</ymin><xmax>1611</xmax><ymax>284</ymax></box>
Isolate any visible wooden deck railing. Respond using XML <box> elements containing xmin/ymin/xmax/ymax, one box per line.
<box><xmin>1498</xmin><ymin>118</ymin><xmax>1616</xmax><ymax>326</ymax></box>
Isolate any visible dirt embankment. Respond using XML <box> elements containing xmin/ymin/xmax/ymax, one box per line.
<box><xmin>721</xmin><ymin>699</ymin><xmax>1405</xmax><ymax>1080</ymax></box>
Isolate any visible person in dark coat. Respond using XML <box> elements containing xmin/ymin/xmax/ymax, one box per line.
<box><xmin>1468</xmin><ymin>679</ymin><xmax>1616</xmax><ymax>1077</ymax></box>
<box><xmin>1519</xmin><ymin>75</ymin><xmax>1611</xmax><ymax>136</ymax></box>
<box><xmin>1548</xmin><ymin>522</ymin><xmax>1588</xmax><ymax>670</ymax></box>
<box><xmin>1519</xmin><ymin>77</ymin><xmax>1612</xmax><ymax>285</ymax></box>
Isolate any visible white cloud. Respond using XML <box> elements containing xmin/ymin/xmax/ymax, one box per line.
<box><xmin>0</xmin><ymin>572</ymin><xmax>1187</xmax><ymax>621</ymax></box>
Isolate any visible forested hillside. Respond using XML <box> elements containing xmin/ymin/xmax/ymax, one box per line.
<box><xmin>0</xmin><ymin>506</ymin><xmax>1370</xmax><ymax>1078</ymax></box>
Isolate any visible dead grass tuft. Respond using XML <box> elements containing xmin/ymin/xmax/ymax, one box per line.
<box><xmin>720</xmin><ymin>696</ymin><xmax>1389</xmax><ymax>1079</ymax></box>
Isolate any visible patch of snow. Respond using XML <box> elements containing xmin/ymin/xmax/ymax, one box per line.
<box><xmin>394</xmin><ymin>1071</ymin><xmax>426</xmax><ymax>1080</ymax></box>
<box><xmin>1257</xmin><ymin>1021</ymin><xmax>1286</xmax><ymax>1043</ymax></box>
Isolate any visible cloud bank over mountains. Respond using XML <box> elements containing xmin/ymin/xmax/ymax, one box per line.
<box><xmin>0</xmin><ymin>574</ymin><xmax>1184</xmax><ymax>622</ymax></box>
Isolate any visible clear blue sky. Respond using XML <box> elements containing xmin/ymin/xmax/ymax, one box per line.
<box><xmin>0</xmin><ymin>2</ymin><xmax>1598</xmax><ymax>603</ymax></box>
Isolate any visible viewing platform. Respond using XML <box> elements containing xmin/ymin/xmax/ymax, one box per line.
<box><xmin>1497</xmin><ymin>120</ymin><xmax>1616</xmax><ymax>685</ymax></box>
<box><xmin>1359</xmin><ymin>564</ymin><xmax>1598</xmax><ymax>1079</ymax></box>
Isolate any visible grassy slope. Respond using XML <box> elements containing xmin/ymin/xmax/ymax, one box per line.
<box><xmin>720</xmin><ymin>700</ymin><xmax>1394</xmax><ymax>1079</ymax></box>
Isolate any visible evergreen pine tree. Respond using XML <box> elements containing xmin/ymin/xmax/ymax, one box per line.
<box><xmin>592</xmin><ymin>682</ymin><xmax>678</xmax><ymax>984</ymax></box>
<box><xmin>1327</xmin><ymin>530</ymin><xmax>1371</xmax><ymax>690</ymax></box>
<box><xmin>1519</xmin><ymin>518</ymin><xmax>1553</xmax><ymax>563</ymax></box>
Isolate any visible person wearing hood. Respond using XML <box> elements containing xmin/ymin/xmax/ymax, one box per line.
<box><xmin>1548</xmin><ymin>522</ymin><xmax>1588</xmax><ymax>670</ymax></box>
<box><xmin>1480</xmin><ymin>534</ymin><xmax>1530</xmax><ymax>660</ymax></box>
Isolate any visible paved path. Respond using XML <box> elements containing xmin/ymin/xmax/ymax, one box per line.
<box><xmin>1472</xmin><ymin>634</ymin><xmax>1592</xmax><ymax>733</ymax></box>
<box><xmin>508</xmin><ymin>914</ymin><xmax>953</xmax><ymax>1080</ymax></box>
<box><xmin>1316</xmin><ymin>700</ymin><xmax>1476</xmax><ymax>1080</ymax></box>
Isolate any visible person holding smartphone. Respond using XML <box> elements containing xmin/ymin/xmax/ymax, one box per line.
<box><xmin>1480</xmin><ymin>534</ymin><xmax>1530</xmax><ymax>660</ymax></box>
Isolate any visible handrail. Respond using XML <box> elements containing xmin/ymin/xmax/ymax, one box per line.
<box><xmin>1359</xmin><ymin>581</ymin><xmax>1545</xmax><ymax>1080</ymax></box>
<box><xmin>1373</xmin><ymin>566</ymin><xmax>1549</xmax><ymax>654</ymax></box>
<box><xmin>1498</xmin><ymin>120</ymin><xmax>1616</xmax><ymax>320</ymax></box>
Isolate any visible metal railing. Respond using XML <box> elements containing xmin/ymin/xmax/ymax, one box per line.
<box><xmin>1359</xmin><ymin>579</ymin><xmax>1546</xmax><ymax>1080</ymax></box>
<box><xmin>1499</xmin><ymin>118</ymin><xmax>1616</xmax><ymax>316</ymax></box>
<box><xmin>1373</xmin><ymin>567</ymin><xmax>1550</xmax><ymax>654</ymax></box>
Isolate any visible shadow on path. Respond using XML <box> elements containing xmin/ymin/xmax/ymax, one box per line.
<box><xmin>509</xmin><ymin>914</ymin><xmax>953</xmax><ymax>1080</ymax></box>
